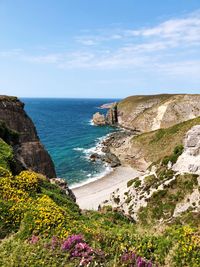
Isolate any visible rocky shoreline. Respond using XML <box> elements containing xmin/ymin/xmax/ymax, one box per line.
<box><xmin>89</xmin><ymin>129</ymin><xmax>138</xmax><ymax>169</ymax></box>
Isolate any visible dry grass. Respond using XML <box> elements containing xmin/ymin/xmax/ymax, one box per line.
<box><xmin>131</xmin><ymin>116</ymin><xmax>200</xmax><ymax>163</ymax></box>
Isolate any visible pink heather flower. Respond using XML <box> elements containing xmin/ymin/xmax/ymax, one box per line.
<box><xmin>121</xmin><ymin>251</ymin><xmax>154</xmax><ymax>267</ymax></box>
<box><xmin>29</xmin><ymin>235</ymin><xmax>39</xmax><ymax>244</ymax></box>
<box><xmin>51</xmin><ymin>235</ymin><xmax>59</xmax><ymax>250</ymax></box>
<box><xmin>61</xmin><ymin>234</ymin><xmax>84</xmax><ymax>251</ymax></box>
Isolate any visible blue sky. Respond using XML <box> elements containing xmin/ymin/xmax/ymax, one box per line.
<box><xmin>0</xmin><ymin>0</ymin><xmax>200</xmax><ymax>98</ymax></box>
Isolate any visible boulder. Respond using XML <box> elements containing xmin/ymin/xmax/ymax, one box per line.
<box><xmin>90</xmin><ymin>153</ymin><xmax>101</xmax><ymax>162</ymax></box>
<box><xmin>173</xmin><ymin>125</ymin><xmax>200</xmax><ymax>175</ymax></box>
<box><xmin>92</xmin><ymin>112</ymin><xmax>107</xmax><ymax>126</ymax></box>
<box><xmin>102</xmin><ymin>152</ymin><xmax>121</xmax><ymax>167</ymax></box>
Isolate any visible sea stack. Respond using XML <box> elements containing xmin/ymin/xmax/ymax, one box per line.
<box><xmin>92</xmin><ymin>112</ymin><xmax>107</xmax><ymax>125</ymax></box>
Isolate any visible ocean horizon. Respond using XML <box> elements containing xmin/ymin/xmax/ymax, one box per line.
<box><xmin>22</xmin><ymin>98</ymin><xmax>119</xmax><ymax>186</ymax></box>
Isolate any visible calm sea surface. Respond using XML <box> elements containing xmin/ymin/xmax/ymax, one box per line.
<box><xmin>22</xmin><ymin>98</ymin><xmax>118</xmax><ymax>187</ymax></box>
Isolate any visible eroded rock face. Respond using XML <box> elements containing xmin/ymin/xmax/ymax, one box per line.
<box><xmin>106</xmin><ymin>103</ymin><xmax>118</xmax><ymax>125</ymax></box>
<box><xmin>92</xmin><ymin>112</ymin><xmax>107</xmax><ymax>125</ymax></box>
<box><xmin>115</xmin><ymin>94</ymin><xmax>200</xmax><ymax>132</ymax></box>
<box><xmin>173</xmin><ymin>125</ymin><xmax>200</xmax><ymax>175</ymax></box>
<box><xmin>0</xmin><ymin>96</ymin><xmax>56</xmax><ymax>178</ymax></box>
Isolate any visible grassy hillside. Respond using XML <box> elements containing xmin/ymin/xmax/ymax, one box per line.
<box><xmin>0</xmin><ymin>138</ymin><xmax>14</xmax><ymax>171</ymax></box>
<box><xmin>117</xmin><ymin>94</ymin><xmax>173</xmax><ymax>114</ymax></box>
<box><xmin>0</xmin><ymin>121</ymin><xmax>199</xmax><ymax>266</ymax></box>
<box><xmin>0</xmin><ymin>166</ymin><xmax>199</xmax><ymax>266</ymax></box>
<box><xmin>131</xmin><ymin>116</ymin><xmax>200</xmax><ymax>164</ymax></box>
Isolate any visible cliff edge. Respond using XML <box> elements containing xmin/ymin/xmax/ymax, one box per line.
<box><xmin>0</xmin><ymin>95</ymin><xmax>56</xmax><ymax>178</ymax></box>
<box><xmin>116</xmin><ymin>94</ymin><xmax>200</xmax><ymax>132</ymax></box>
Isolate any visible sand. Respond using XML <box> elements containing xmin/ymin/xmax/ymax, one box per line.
<box><xmin>72</xmin><ymin>166</ymin><xmax>141</xmax><ymax>210</ymax></box>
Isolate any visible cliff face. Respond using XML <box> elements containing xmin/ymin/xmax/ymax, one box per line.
<box><xmin>173</xmin><ymin>125</ymin><xmax>200</xmax><ymax>174</ymax></box>
<box><xmin>0</xmin><ymin>96</ymin><xmax>56</xmax><ymax>178</ymax></box>
<box><xmin>115</xmin><ymin>94</ymin><xmax>200</xmax><ymax>132</ymax></box>
<box><xmin>105</xmin><ymin>125</ymin><xmax>200</xmax><ymax>222</ymax></box>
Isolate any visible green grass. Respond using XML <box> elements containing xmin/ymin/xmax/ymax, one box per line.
<box><xmin>131</xmin><ymin>116</ymin><xmax>200</xmax><ymax>164</ymax></box>
<box><xmin>138</xmin><ymin>173</ymin><xmax>199</xmax><ymax>224</ymax></box>
<box><xmin>0</xmin><ymin>120</ymin><xmax>19</xmax><ymax>145</ymax></box>
<box><xmin>117</xmin><ymin>94</ymin><xmax>173</xmax><ymax>114</ymax></box>
<box><xmin>0</xmin><ymin>166</ymin><xmax>199</xmax><ymax>266</ymax></box>
<box><xmin>0</xmin><ymin>138</ymin><xmax>14</xmax><ymax>170</ymax></box>
<box><xmin>0</xmin><ymin>115</ymin><xmax>200</xmax><ymax>266</ymax></box>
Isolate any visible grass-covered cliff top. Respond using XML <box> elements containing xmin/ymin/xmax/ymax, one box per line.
<box><xmin>117</xmin><ymin>94</ymin><xmax>200</xmax><ymax>113</ymax></box>
<box><xmin>131</xmin><ymin>116</ymin><xmax>200</xmax><ymax>164</ymax></box>
<box><xmin>117</xmin><ymin>94</ymin><xmax>173</xmax><ymax>112</ymax></box>
<box><xmin>0</xmin><ymin>95</ymin><xmax>18</xmax><ymax>102</ymax></box>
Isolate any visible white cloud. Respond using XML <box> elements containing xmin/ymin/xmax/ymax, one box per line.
<box><xmin>130</xmin><ymin>13</ymin><xmax>200</xmax><ymax>45</ymax></box>
<box><xmin>1</xmin><ymin>10</ymin><xmax>200</xmax><ymax>76</ymax></box>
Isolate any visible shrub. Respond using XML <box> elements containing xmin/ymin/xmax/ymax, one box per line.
<box><xmin>14</xmin><ymin>171</ymin><xmax>46</xmax><ymax>193</ymax></box>
<box><xmin>162</xmin><ymin>144</ymin><xmax>184</xmax><ymax>166</ymax></box>
<box><xmin>20</xmin><ymin>195</ymin><xmax>71</xmax><ymax>238</ymax></box>
<box><xmin>0</xmin><ymin>166</ymin><xmax>12</xmax><ymax>177</ymax></box>
<box><xmin>134</xmin><ymin>178</ymin><xmax>142</xmax><ymax>188</ymax></box>
<box><xmin>172</xmin><ymin>226</ymin><xmax>200</xmax><ymax>267</ymax></box>
<box><xmin>127</xmin><ymin>179</ymin><xmax>135</xmax><ymax>187</ymax></box>
<box><xmin>143</xmin><ymin>175</ymin><xmax>157</xmax><ymax>190</ymax></box>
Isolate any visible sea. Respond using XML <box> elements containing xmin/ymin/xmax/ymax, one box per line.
<box><xmin>21</xmin><ymin>98</ymin><xmax>119</xmax><ymax>188</ymax></box>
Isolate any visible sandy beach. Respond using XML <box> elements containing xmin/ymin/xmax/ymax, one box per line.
<box><xmin>72</xmin><ymin>166</ymin><xmax>141</xmax><ymax>210</ymax></box>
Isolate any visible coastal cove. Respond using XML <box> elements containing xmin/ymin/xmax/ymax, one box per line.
<box><xmin>22</xmin><ymin>98</ymin><xmax>119</xmax><ymax>186</ymax></box>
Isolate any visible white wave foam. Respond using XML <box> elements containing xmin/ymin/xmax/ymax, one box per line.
<box><xmin>73</xmin><ymin>133</ymin><xmax>112</xmax><ymax>158</ymax></box>
<box><xmin>73</xmin><ymin>147</ymin><xmax>84</xmax><ymax>152</ymax></box>
<box><xmin>70</xmin><ymin>132</ymin><xmax>115</xmax><ymax>189</ymax></box>
<box><xmin>69</xmin><ymin>165</ymin><xmax>113</xmax><ymax>189</ymax></box>
<box><xmin>88</xmin><ymin>119</ymin><xmax>95</xmax><ymax>126</ymax></box>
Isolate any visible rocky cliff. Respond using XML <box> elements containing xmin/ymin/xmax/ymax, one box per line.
<box><xmin>103</xmin><ymin>125</ymin><xmax>200</xmax><ymax>223</ymax></box>
<box><xmin>173</xmin><ymin>125</ymin><xmax>200</xmax><ymax>175</ymax></box>
<box><xmin>112</xmin><ymin>94</ymin><xmax>200</xmax><ymax>132</ymax></box>
<box><xmin>0</xmin><ymin>95</ymin><xmax>56</xmax><ymax>178</ymax></box>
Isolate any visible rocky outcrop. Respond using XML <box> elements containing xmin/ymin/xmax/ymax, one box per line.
<box><xmin>111</xmin><ymin>94</ymin><xmax>200</xmax><ymax>132</ymax></box>
<box><xmin>106</xmin><ymin>103</ymin><xmax>118</xmax><ymax>125</ymax></box>
<box><xmin>92</xmin><ymin>112</ymin><xmax>107</xmax><ymax>125</ymax></box>
<box><xmin>173</xmin><ymin>125</ymin><xmax>200</xmax><ymax>174</ymax></box>
<box><xmin>0</xmin><ymin>95</ymin><xmax>56</xmax><ymax>178</ymax></box>
<box><xmin>92</xmin><ymin>103</ymin><xmax>118</xmax><ymax>126</ymax></box>
<box><xmin>50</xmin><ymin>178</ymin><xmax>76</xmax><ymax>201</ymax></box>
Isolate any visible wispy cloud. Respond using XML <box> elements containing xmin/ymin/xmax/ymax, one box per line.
<box><xmin>1</xmin><ymin>10</ymin><xmax>200</xmax><ymax>75</ymax></box>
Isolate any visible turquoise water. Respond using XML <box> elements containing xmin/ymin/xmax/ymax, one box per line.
<box><xmin>22</xmin><ymin>98</ymin><xmax>118</xmax><ymax>186</ymax></box>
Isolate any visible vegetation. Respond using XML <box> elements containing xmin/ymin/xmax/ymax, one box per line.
<box><xmin>131</xmin><ymin>116</ymin><xmax>200</xmax><ymax>164</ymax></box>
<box><xmin>0</xmin><ymin>121</ymin><xmax>19</xmax><ymax>145</ymax></box>
<box><xmin>0</xmin><ymin>138</ymin><xmax>14</xmax><ymax>170</ymax></box>
<box><xmin>0</xmin><ymin>121</ymin><xmax>199</xmax><ymax>266</ymax></box>
<box><xmin>118</xmin><ymin>94</ymin><xmax>172</xmax><ymax>116</ymax></box>
<box><xmin>162</xmin><ymin>145</ymin><xmax>184</xmax><ymax>166</ymax></box>
<box><xmin>0</xmin><ymin>159</ymin><xmax>199</xmax><ymax>266</ymax></box>
<box><xmin>138</xmin><ymin>172</ymin><xmax>199</xmax><ymax>224</ymax></box>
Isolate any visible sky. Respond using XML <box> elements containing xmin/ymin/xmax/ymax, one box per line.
<box><xmin>0</xmin><ymin>0</ymin><xmax>200</xmax><ymax>98</ymax></box>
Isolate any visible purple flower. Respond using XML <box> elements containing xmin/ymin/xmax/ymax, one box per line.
<box><xmin>121</xmin><ymin>251</ymin><xmax>154</xmax><ymax>267</ymax></box>
<box><xmin>61</xmin><ymin>234</ymin><xmax>84</xmax><ymax>251</ymax></box>
<box><xmin>29</xmin><ymin>235</ymin><xmax>39</xmax><ymax>244</ymax></box>
<box><xmin>51</xmin><ymin>236</ymin><xmax>59</xmax><ymax>250</ymax></box>
<box><xmin>121</xmin><ymin>251</ymin><xmax>136</xmax><ymax>262</ymax></box>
